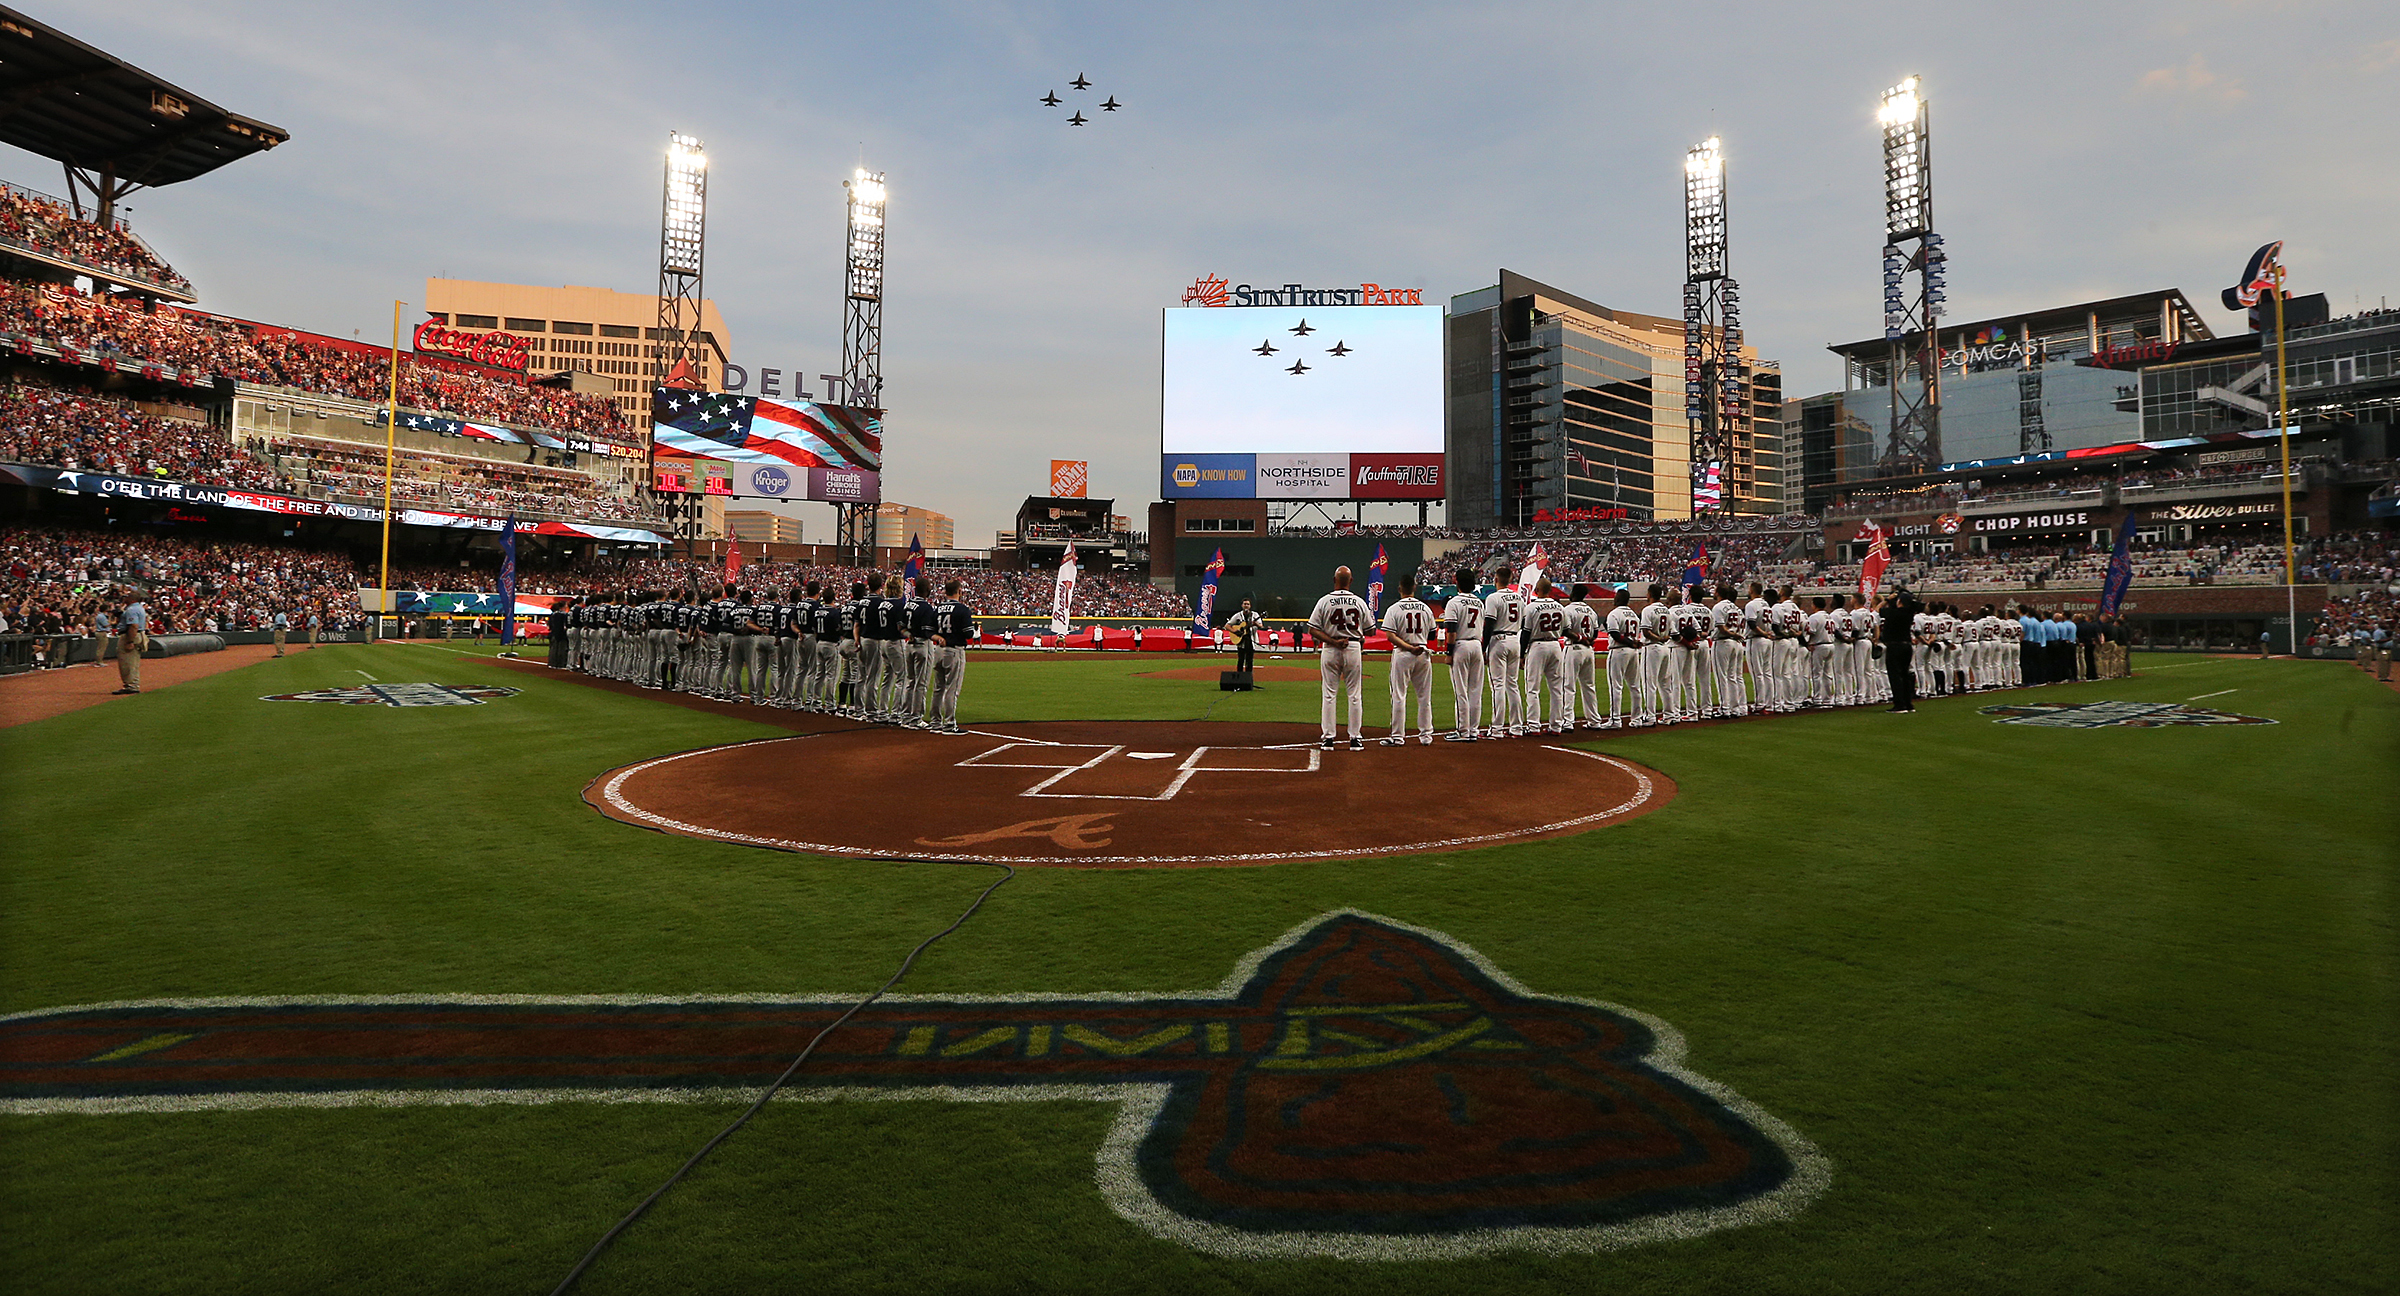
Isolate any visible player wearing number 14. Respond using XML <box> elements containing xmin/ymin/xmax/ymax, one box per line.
<box><xmin>1308</xmin><ymin>566</ymin><xmax>1373</xmax><ymax>750</ymax></box>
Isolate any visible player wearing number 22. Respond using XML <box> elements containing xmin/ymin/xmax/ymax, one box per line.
<box><xmin>1380</xmin><ymin>577</ymin><xmax>1437</xmax><ymax>746</ymax></box>
<box><xmin>1308</xmin><ymin>566</ymin><xmax>1374</xmax><ymax>750</ymax></box>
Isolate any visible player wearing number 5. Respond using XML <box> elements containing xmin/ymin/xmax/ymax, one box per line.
<box><xmin>1380</xmin><ymin>576</ymin><xmax>1437</xmax><ymax>746</ymax></box>
<box><xmin>1308</xmin><ymin>566</ymin><xmax>1373</xmax><ymax>751</ymax></box>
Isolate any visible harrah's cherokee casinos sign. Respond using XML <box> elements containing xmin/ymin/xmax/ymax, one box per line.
<box><xmin>1181</xmin><ymin>274</ymin><xmax>1426</xmax><ymax>308</ymax></box>
<box><xmin>413</xmin><ymin>319</ymin><xmax>531</xmax><ymax>373</ymax></box>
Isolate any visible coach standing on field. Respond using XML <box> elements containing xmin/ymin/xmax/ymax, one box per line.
<box><xmin>1878</xmin><ymin>586</ymin><xmax>1921</xmax><ymax>713</ymax></box>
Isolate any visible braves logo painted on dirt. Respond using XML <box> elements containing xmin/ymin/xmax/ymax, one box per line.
<box><xmin>261</xmin><ymin>684</ymin><xmax>520</xmax><ymax>707</ymax></box>
<box><xmin>1978</xmin><ymin>700</ymin><xmax>2275</xmax><ymax>728</ymax></box>
<box><xmin>0</xmin><ymin>912</ymin><xmax>1824</xmax><ymax>1259</ymax></box>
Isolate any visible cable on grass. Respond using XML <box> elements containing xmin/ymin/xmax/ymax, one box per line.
<box><xmin>548</xmin><ymin>856</ymin><xmax>1015</xmax><ymax>1295</ymax></box>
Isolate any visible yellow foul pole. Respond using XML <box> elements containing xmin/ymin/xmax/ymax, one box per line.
<box><xmin>379</xmin><ymin>301</ymin><xmax>401</xmax><ymax>639</ymax></box>
<box><xmin>2273</xmin><ymin>266</ymin><xmax>2294</xmax><ymax>654</ymax></box>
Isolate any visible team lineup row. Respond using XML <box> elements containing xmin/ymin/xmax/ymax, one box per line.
<box><xmin>1299</xmin><ymin>565</ymin><xmax>2029</xmax><ymax>748</ymax></box>
<box><xmin>559</xmin><ymin>577</ymin><xmax>980</xmax><ymax>732</ymax></box>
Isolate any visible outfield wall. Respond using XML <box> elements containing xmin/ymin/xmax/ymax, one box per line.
<box><xmin>1170</xmin><ymin>535</ymin><xmax>1450</xmax><ymax>617</ymax></box>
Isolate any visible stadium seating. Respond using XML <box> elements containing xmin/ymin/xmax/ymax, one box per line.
<box><xmin>0</xmin><ymin>184</ymin><xmax>192</xmax><ymax>296</ymax></box>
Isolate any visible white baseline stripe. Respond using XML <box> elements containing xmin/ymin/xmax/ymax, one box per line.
<box><xmin>2188</xmin><ymin>688</ymin><xmax>2239</xmax><ymax>699</ymax></box>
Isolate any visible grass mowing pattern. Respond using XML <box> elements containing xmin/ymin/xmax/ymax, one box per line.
<box><xmin>2</xmin><ymin>645</ymin><xmax>2394</xmax><ymax>1293</ymax></box>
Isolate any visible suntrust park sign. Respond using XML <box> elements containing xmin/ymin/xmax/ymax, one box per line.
<box><xmin>1181</xmin><ymin>275</ymin><xmax>1425</xmax><ymax>307</ymax></box>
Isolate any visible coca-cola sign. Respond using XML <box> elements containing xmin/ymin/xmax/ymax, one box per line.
<box><xmin>412</xmin><ymin>320</ymin><xmax>531</xmax><ymax>373</ymax></box>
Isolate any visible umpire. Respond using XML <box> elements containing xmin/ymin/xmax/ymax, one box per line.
<box><xmin>1878</xmin><ymin>586</ymin><xmax>1922</xmax><ymax>713</ymax></box>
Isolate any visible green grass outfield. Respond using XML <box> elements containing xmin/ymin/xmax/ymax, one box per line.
<box><xmin>2</xmin><ymin>645</ymin><xmax>2394</xmax><ymax>1294</ymax></box>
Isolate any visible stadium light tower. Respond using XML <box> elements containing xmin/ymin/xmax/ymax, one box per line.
<box><xmin>653</xmin><ymin>132</ymin><xmax>708</xmax><ymax>543</ymax></box>
<box><xmin>1683</xmin><ymin>136</ymin><xmax>1740</xmax><ymax>515</ymax></box>
<box><xmin>836</xmin><ymin>167</ymin><xmax>886</xmax><ymax>562</ymax></box>
<box><xmin>1878</xmin><ymin>77</ymin><xmax>1943</xmax><ymax>473</ymax></box>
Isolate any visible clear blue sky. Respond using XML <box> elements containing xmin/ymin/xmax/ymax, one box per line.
<box><xmin>8</xmin><ymin>1</ymin><xmax>2394</xmax><ymax>542</ymax></box>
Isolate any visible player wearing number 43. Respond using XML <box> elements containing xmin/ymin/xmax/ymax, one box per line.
<box><xmin>1307</xmin><ymin>566</ymin><xmax>1373</xmax><ymax>750</ymax></box>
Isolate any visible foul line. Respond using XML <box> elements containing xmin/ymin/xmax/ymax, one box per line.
<box><xmin>353</xmin><ymin>670</ymin><xmax>376</xmax><ymax>680</ymax></box>
<box><xmin>2187</xmin><ymin>688</ymin><xmax>2239</xmax><ymax>700</ymax></box>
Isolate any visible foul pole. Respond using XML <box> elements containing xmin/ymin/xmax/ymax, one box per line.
<box><xmin>2273</xmin><ymin>263</ymin><xmax>2294</xmax><ymax>653</ymax></box>
<box><xmin>378</xmin><ymin>299</ymin><xmax>400</xmax><ymax>640</ymax></box>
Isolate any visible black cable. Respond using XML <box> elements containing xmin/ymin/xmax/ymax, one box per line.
<box><xmin>548</xmin><ymin>858</ymin><xmax>1015</xmax><ymax>1295</ymax></box>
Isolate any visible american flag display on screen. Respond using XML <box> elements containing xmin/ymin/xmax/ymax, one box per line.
<box><xmin>651</xmin><ymin>390</ymin><xmax>882</xmax><ymax>472</ymax></box>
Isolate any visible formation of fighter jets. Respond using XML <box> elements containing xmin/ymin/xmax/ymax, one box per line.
<box><xmin>1255</xmin><ymin>320</ymin><xmax>1350</xmax><ymax>374</ymax></box>
<box><xmin>1039</xmin><ymin>75</ymin><xmax>1119</xmax><ymax>124</ymax></box>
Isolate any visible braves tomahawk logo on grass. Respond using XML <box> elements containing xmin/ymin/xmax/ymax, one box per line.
<box><xmin>1978</xmin><ymin>700</ymin><xmax>2275</xmax><ymax>728</ymax></box>
<box><xmin>260</xmin><ymin>683</ymin><xmax>521</xmax><ymax>707</ymax></box>
<box><xmin>0</xmin><ymin>912</ymin><xmax>1825</xmax><ymax>1259</ymax></box>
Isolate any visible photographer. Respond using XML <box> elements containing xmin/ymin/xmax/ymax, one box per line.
<box><xmin>1878</xmin><ymin>586</ymin><xmax>1923</xmax><ymax>714</ymax></box>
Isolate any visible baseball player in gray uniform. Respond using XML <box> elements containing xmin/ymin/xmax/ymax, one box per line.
<box><xmin>927</xmin><ymin>578</ymin><xmax>976</xmax><ymax>733</ymax></box>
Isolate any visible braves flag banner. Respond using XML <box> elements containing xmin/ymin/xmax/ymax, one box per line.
<box><xmin>497</xmin><ymin>517</ymin><xmax>517</xmax><ymax>645</ymax></box>
<box><xmin>1515</xmin><ymin>543</ymin><xmax>1550</xmax><ymax>594</ymax></box>
<box><xmin>1681</xmin><ymin>540</ymin><xmax>1709</xmax><ymax>588</ymax></box>
<box><xmin>2222</xmin><ymin>240</ymin><xmax>2283</xmax><ymax>315</ymax></box>
<box><xmin>1858</xmin><ymin>521</ymin><xmax>1891</xmax><ymax>603</ymax></box>
<box><xmin>1050</xmin><ymin>542</ymin><xmax>1080</xmax><ymax>638</ymax></box>
<box><xmin>1367</xmin><ymin>544</ymin><xmax>1389</xmax><ymax>617</ymax></box>
<box><xmin>904</xmin><ymin>534</ymin><xmax>925</xmax><ymax>598</ymax></box>
<box><xmin>724</xmin><ymin>541</ymin><xmax>745</xmax><ymax>587</ymax></box>
<box><xmin>2098</xmin><ymin>511</ymin><xmax>2138</xmax><ymax>616</ymax></box>
<box><xmin>1193</xmin><ymin>547</ymin><xmax>1226</xmax><ymax>636</ymax></box>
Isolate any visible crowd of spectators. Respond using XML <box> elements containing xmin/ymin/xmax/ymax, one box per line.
<box><xmin>0</xmin><ymin>186</ymin><xmax>192</xmax><ymax>295</ymax></box>
<box><xmin>0</xmin><ymin>381</ymin><xmax>288</xmax><ymax>490</ymax></box>
<box><xmin>511</xmin><ymin>557</ymin><xmax>1190</xmax><ymax>619</ymax></box>
<box><xmin>2298</xmin><ymin>532</ymin><xmax>2400</xmax><ymax>585</ymax></box>
<box><xmin>1</xmin><ymin>524</ymin><xmax>366</xmax><ymax>647</ymax></box>
<box><xmin>0</xmin><ymin>280</ymin><xmax>631</xmax><ymax>442</ymax></box>
<box><xmin>1434</xmin><ymin>531</ymin><xmax>1793</xmax><ymax>591</ymax></box>
<box><xmin>260</xmin><ymin>435</ymin><xmax>655</xmax><ymax>524</ymax></box>
<box><xmin>2118</xmin><ymin>461</ymin><xmax>2302</xmax><ymax>492</ymax></box>
<box><xmin>2311</xmin><ymin>588</ymin><xmax>2394</xmax><ymax>650</ymax></box>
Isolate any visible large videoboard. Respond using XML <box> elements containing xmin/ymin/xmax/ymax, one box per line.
<box><xmin>649</xmin><ymin>388</ymin><xmax>881</xmax><ymax>503</ymax></box>
<box><xmin>1160</xmin><ymin>304</ymin><xmax>1443</xmax><ymax>500</ymax></box>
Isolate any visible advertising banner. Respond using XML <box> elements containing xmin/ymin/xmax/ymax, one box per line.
<box><xmin>1050</xmin><ymin>459</ymin><xmax>1089</xmax><ymax>498</ymax></box>
<box><xmin>1161</xmin><ymin>453</ymin><xmax>1256</xmax><ymax>498</ymax></box>
<box><xmin>1967</xmin><ymin>508</ymin><xmax>2100</xmax><ymax>536</ymax></box>
<box><xmin>1254</xmin><ymin>454</ymin><xmax>1350</xmax><ymax>499</ymax></box>
<box><xmin>807</xmin><ymin>466</ymin><xmax>880</xmax><ymax>504</ymax></box>
<box><xmin>1348</xmin><ymin>453</ymin><xmax>1444</xmax><ymax>500</ymax></box>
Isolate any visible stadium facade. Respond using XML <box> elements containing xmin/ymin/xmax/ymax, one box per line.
<box><xmin>423</xmin><ymin>280</ymin><xmax>733</xmax><ymax>424</ymax></box>
<box><xmin>1445</xmin><ymin>270</ymin><xmax>1787</xmax><ymax>529</ymax></box>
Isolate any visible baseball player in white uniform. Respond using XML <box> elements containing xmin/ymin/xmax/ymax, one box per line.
<box><xmin>1803</xmin><ymin>597</ymin><xmax>1836</xmax><ymax>707</ymax></box>
<box><xmin>1769</xmin><ymin>587</ymin><xmax>1805</xmax><ymax>714</ymax></box>
<box><xmin>1742</xmin><ymin>583</ymin><xmax>1774</xmax><ymax>714</ymax></box>
<box><xmin>1707</xmin><ymin>584</ymin><xmax>1745</xmax><ymax>717</ymax></box>
<box><xmin>1521</xmin><ymin>577</ymin><xmax>1570</xmax><ymax>735</ymax></box>
<box><xmin>1481</xmin><ymin>578</ymin><xmax>1528</xmax><ymax>738</ymax></box>
<box><xmin>1563</xmin><ymin>585</ymin><xmax>1602</xmax><ymax>729</ymax></box>
<box><xmin>1307</xmin><ymin>566</ymin><xmax>1373</xmax><ymax>750</ymax></box>
<box><xmin>1441</xmin><ymin>568</ymin><xmax>1486</xmax><ymax>741</ymax></box>
<box><xmin>1637</xmin><ymin>585</ymin><xmax>1674</xmax><ymax>726</ymax></box>
<box><xmin>1380</xmin><ymin>577</ymin><xmax>1437</xmax><ymax>746</ymax></box>
<box><xmin>1603</xmin><ymin>588</ymin><xmax>1640</xmax><ymax>729</ymax></box>
<box><xmin>1667</xmin><ymin>586</ymin><xmax>1711</xmax><ymax>723</ymax></box>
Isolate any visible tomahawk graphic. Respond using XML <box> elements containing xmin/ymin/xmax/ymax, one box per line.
<box><xmin>0</xmin><ymin>913</ymin><xmax>1825</xmax><ymax>1258</ymax></box>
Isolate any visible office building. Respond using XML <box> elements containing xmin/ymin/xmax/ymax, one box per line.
<box><xmin>1447</xmin><ymin>270</ymin><xmax>1785</xmax><ymax>528</ymax></box>
<box><xmin>422</xmin><ymin>280</ymin><xmax>733</xmax><ymax>423</ymax></box>
<box><xmin>873</xmin><ymin>502</ymin><xmax>954</xmax><ymax>550</ymax></box>
<box><xmin>723</xmin><ymin>509</ymin><xmax>804</xmax><ymax>545</ymax></box>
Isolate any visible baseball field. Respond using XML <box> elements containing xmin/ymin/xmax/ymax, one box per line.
<box><xmin>2</xmin><ymin>643</ymin><xmax>2393</xmax><ymax>1294</ymax></box>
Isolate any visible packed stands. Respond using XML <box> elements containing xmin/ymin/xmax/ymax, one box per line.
<box><xmin>1</xmin><ymin>523</ymin><xmax>366</xmax><ymax>637</ymax></box>
<box><xmin>258</xmin><ymin>435</ymin><xmax>656</xmax><ymax>524</ymax></box>
<box><xmin>2311</xmin><ymin>588</ymin><xmax>2395</xmax><ymax>649</ymax></box>
<box><xmin>0</xmin><ymin>281</ymin><xmax>631</xmax><ymax>444</ymax></box>
<box><xmin>0</xmin><ymin>381</ymin><xmax>287</xmax><ymax>490</ymax></box>
<box><xmin>0</xmin><ymin>183</ymin><xmax>192</xmax><ymax>296</ymax></box>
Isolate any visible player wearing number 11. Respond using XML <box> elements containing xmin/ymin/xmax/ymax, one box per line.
<box><xmin>1380</xmin><ymin>576</ymin><xmax>1437</xmax><ymax>746</ymax></box>
<box><xmin>1308</xmin><ymin>566</ymin><xmax>1373</xmax><ymax>751</ymax></box>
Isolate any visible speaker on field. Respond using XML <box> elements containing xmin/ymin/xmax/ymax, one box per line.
<box><xmin>1220</xmin><ymin>670</ymin><xmax>1254</xmax><ymax>692</ymax></box>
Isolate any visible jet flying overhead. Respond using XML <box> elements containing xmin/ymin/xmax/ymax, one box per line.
<box><xmin>1040</xmin><ymin>91</ymin><xmax>1061</xmax><ymax>106</ymax></box>
<box><xmin>1070</xmin><ymin>74</ymin><xmax>1092</xmax><ymax>89</ymax></box>
<box><xmin>1287</xmin><ymin>359</ymin><xmax>1310</xmax><ymax>376</ymax></box>
<box><xmin>1068</xmin><ymin>111</ymin><xmax>1087</xmax><ymax>126</ymax></box>
<box><xmin>1327</xmin><ymin>341</ymin><xmax>1351</xmax><ymax>356</ymax></box>
<box><xmin>1289</xmin><ymin>319</ymin><xmax>1315</xmax><ymax>336</ymax></box>
<box><xmin>1253</xmin><ymin>340</ymin><xmax>1277</xmax><ymax>356</ymax></box>
<box><xmin>1100</xmin><ymin>97</ymin><xmax>1121</xmax><ymax>111</ymax></box>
